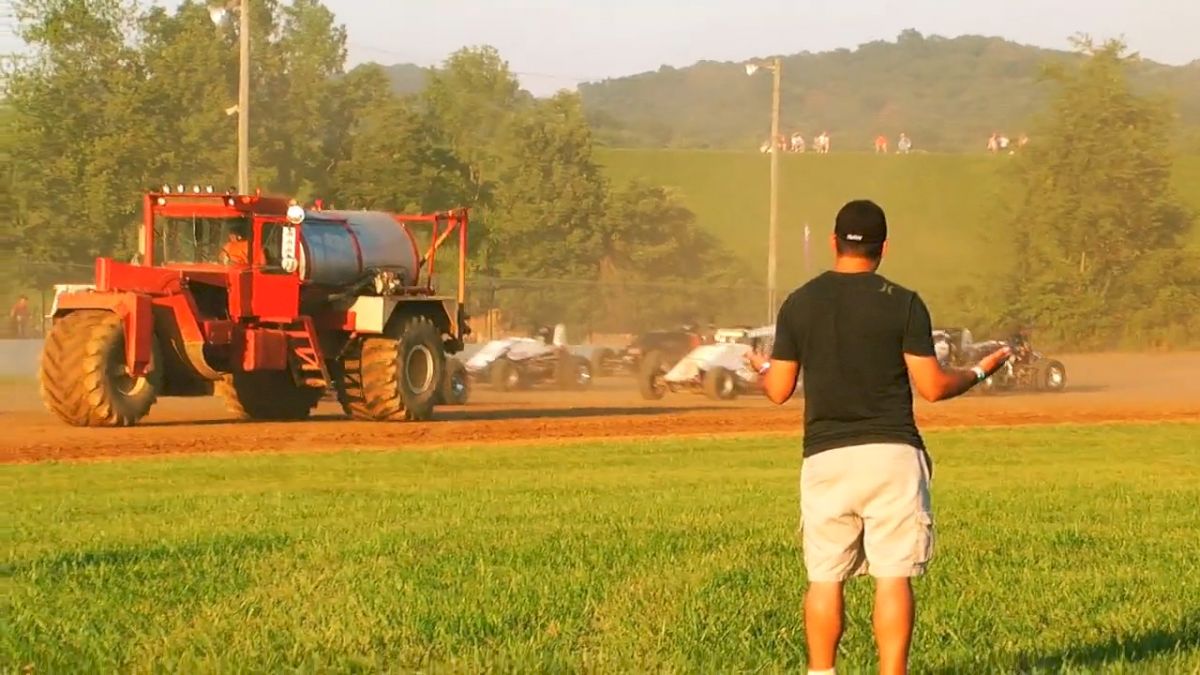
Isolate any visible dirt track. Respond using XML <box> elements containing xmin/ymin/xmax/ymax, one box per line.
<box><xmin>2</xmin><ymin>352</ymin><xmax>1198</xmax><ymax>464</ymax></box>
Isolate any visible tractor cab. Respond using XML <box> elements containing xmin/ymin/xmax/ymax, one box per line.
<box><xmin>142</xmin><ymin>186</ymin><xmax>297</xmax><ymax>272</ymax></box>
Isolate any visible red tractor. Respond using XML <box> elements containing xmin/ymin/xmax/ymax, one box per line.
<box><xmin>39</xmin><ymin>187</ymin><xmax>471</xmax><ymax>426</ymax></box>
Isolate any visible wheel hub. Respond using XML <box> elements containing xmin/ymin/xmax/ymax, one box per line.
<box><xmin>108</xmin><ymin>353</ymin><xmax>146</xmax><ymax>396</ymax></box>
<box><xmin>405</xmin><ymin>345</ymin><xmax>435</xmax><ymax>393</ymax></box>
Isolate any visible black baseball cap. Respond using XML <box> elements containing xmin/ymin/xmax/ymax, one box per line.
<box><xmin>834</xmin><ymin>199</ymin><xmax>888</xmax><ymax>244</ymax></box>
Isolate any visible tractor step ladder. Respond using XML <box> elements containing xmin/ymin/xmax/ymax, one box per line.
<box><xmin>285</xmin><ymin>317</ymin><xmax>331</xmax><ymax>389</ymax></box>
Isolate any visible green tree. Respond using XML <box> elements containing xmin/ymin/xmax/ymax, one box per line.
<box><xmin>330</xmin><ymin>93</ymin><xmax>469</xmax><ymax>213</ymax></box>
<box><xmin>597</xmin><ymin>180</ymin><xmax>749</xmax><ymax>330</ymax></box>
<box><xmin>1000</xmin><ymin>37</ymin><xmax>1198</xmax><ymax>348</ymax></box>
<box><xmin>6</xmin><ymin>0</ymin><xmax>149</xmax><ymax>265</ymax></box>
<box><xmin>484</xmin><ymin>92</ymin><xmax>609</xmax><ymax>327</ymax></box>
<box><xmin>421</xmin><ymin>45</ymin><xmax>527</xmax><ymax>202</ymax></box>
<box><xmin>258</xmin><ymin>0</ymin><xmax>347</xmax><ymax>199</ymax></box>
<box><xmin>138</xmin><ymin>1</ymin><xmax>238</xmax><ymax>188</ymax></box>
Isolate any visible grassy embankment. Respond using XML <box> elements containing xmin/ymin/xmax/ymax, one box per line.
<box><xmin>597</xmin><ymin>149</ymin><xmax>1200</xmax><ymax>322</ymax></box>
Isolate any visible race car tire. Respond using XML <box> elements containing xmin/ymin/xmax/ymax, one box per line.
<box><xmin>704</xmin><ymin>366</ymin><xmax>738</xmax><ymax>401</ymax></box>
<box><xmin>438</xmin><ymin>358</ymin><xmax>470</xmax><ymax>405</ymax></box>
<box><xmin>556</xmin><ymin>354</ymin><xmax>592</xmax><ymax>390</ymax></box>
<box><xmin>1035</xmin><ymin>359</ymin><xmax>1067</xmax><ymax>392</ymax></box>
<box><xmin>638</xmin><ymin>350</ymin><xmax>668</xmax><ymax>400</ymax></box>
<box><xmin>490</xmin><ymin>358</ymin><xmax>522</xmax><ymax>392</ymax></box>
<box><xmin>590</xmin><ymin>347</ymin><xmax>612</xmax><ymax>378</ymax></box>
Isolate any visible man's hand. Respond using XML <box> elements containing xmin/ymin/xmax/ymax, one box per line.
<box><xmin>747</xmin><ymin>351</ymin><xmax>769</xmax><ymax>374</ymax></box>
<box><xmin>978</xmin><ymin>346</ymin><xmax>1013</xmax><ymax>376</ymax></box>
<box><xmin>745</xmin><ymin>350</ymin><xmax>800</xmax><ymax>405</ymax></box>
<box><xmin>905</xmin><ymin>345</ymin><xmax>1013</xmax><ymax>403</ymax></box>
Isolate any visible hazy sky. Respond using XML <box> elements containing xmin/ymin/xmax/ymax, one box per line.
<box><xmin>2</xmin><ymin>1</ymin><xmax>1196</xmax><ymax>96</ymax></box>
<box><xmin>325</xmin><ymin>0</ymin><xmax>1199</xmax><ymax>96</ymax></box>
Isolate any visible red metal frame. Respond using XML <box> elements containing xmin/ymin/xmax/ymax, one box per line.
<box><xmin>396</xmin><ymin>208</ymin><xmax>469</xmax><ymax>303</ymax></box>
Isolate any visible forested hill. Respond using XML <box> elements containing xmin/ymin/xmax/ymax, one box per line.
<box><xmin>575</xmin><ymin>30</ymin><xmax>1200</xmax><ymax>152</ymax></box>
<box><xmin>380</xmin><ymin>63</ymin><xmax>429</xmax><ymax>95</ymax></box>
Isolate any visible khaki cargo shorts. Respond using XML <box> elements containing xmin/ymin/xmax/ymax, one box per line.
<box><xmin>799</xmin><ymin>443</ymin><xmax>934</xmax><ymax>582</ymax></box>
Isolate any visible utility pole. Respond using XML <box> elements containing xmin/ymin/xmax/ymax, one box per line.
<box><xmin>767</xmin><ymin>56</ymin><xmax>781</xmax><ymax>324</ymax></box>
<box><xmin>237</xmin><ymin>0</ymin><xmax>250</xmax><ymax>194</ymax></box>
<box><xmin>746</xmin><ymin>57</ymin><xmax>784</xmax><ymax>324</ymax></box>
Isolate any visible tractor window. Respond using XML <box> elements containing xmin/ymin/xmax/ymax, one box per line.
<box><xmin>258</xmin><ymin>222</ymin><xmax>289</xmax><ymax>274</ymax></box>
<box><xmin>154</xmin><ymin>215</ymin><xmax>252</xmax><ymax>266</ymax></box>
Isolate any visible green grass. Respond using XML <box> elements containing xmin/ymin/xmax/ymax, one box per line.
<box><xmin>3</xmin><ymin>423</ymin><xmax>1199</xmax><ymax>672</ymax></box>
<box><xmin>596</xmin><ymin>149</ymin><xmax>1200</xmax><ymax>310</ymax></box>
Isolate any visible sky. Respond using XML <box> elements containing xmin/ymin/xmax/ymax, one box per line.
<box><xmin>323</xmin><ymin>0</ymin><xmax>1200</xmax><ymax>96</ymax></box>
<box><xmin>2</xmin><ymin>0</ymin><xmax>1197</xmax><ymax>96</ymax></box>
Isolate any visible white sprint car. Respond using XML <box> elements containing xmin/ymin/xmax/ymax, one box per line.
<box><xmin>639</xmin><ymin>324</ymin><xmax>796</xmax><ymax>400</ymax></box>
<box><xmin>463</xmin><ymin>337</ymin><xmax>592</xmax><ymax>392</ymax></box>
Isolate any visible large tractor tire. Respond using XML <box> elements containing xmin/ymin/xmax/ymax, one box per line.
<box><xmin>638</xmin><ymin>350</ymin><xmax>668</xmax><ymax>400</ymax></box>
<box><xmin>39</xmin><ymin>309</ymin><xmax>163</xmax><ymax>427</ymax></box>
<box><xmin>337</xmin><ymin>316</ymin><xmax>444</xmax><ymax>421</ymax></box>
<box><xmin>556</xmin><ymin>354</ymin><xmax>593</xmax><ymax>390</ymax></box>
<box><xmin>703</xmin><ymin>366</ymin><xmax>738</xmax><ymax>401</ymax></box>
<box><xmin>216</xmin><ymin>371</ymin><xmax>324</xmax><ymax>421</ymax></box>
<box><xmin>438</xmin><ymin>358</ymin><xmax>470</xmax><ymax>406</ymax></box>
<box><xmin>1035</xmin><ymin>359</ymin><xmax>1067</xmax><ymax>393</ymax></box>
<box><xmin>490</xmin><ymin>358</ymin><xmax>523</xmax><ymax>392</ymax></box>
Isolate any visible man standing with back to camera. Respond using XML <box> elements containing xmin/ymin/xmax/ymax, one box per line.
<box><xmin>748</xmin><ymin>199</ymin><xmax>1011</xmax><ymax>675</ymax></box>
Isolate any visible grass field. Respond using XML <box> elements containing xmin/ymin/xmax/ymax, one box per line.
<box><xmin>596</xmin><ymin>149</ymin><xmax>1200</xmax><ymax>313</ymax></box>
<box><xmin>4</xmin><ymin>423</ymin><xmax>1199</xmax><ymax>672</ymax></box>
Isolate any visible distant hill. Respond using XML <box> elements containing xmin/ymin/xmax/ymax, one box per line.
<box><xmin>578</xmin><ymin>31</ymin><xmax>1200</xmax><ymax>152</ymax></box>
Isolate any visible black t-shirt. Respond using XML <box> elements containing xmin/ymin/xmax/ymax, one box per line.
<box><xmin>771</xmin><ymin>270</ymin><xmax>936</xmax><ymax>457</ymax></box>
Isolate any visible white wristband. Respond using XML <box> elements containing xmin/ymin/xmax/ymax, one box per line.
<box><xmin>758</xmin><ymin>362</ymin><xmax>771</xmax><ymax>375</ymax></box>
<box><xmin>971</xmin><ymin>365</ymin><xmax>987</xmax><ymax>382</ymax></box>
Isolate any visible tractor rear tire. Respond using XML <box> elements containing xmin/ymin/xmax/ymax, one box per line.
<box><xmin>340</xmin><ymin>316</ymin><xmax>444</xmax><ymax>422</ymax></box>
<box><xmin>216</xmin><ymin>371</ymin><xmax>324</xmax><ymax>421</ymax></box>
<box><xmin>439</xmin><ymin>358</ymin><xmax>470</xmax><ymax>406</ymax></box>
<box><xmin>703</xmin><ymin>366</ymin><xmax>738</xmax><ymax>401</ymax></box>
<box><xmin>39</xmin><ymin>309</ymin><xmax>163</xmax><ymax>427</ymax></box>
<box><xmin>638</xmin><ymin>350</ymin><xmax>668</xmax><ymax>400</ymax></box>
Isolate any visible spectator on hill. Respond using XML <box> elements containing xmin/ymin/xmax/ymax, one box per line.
<box><xmin>874</xmin><ymin>135</ymin><xmax>889</xmax><ymax>153</ymax></box>
<box><xmin>791</xmin><ymin>132</ymin><xmax>806</xmax><ymax>153</ymax></box>
<box><xmin>897</xmin><ymin>133</ymin><xmax>912</xmax><ymax>154</ymax></box>
<box><xmin>987</xmin><ymin>132</ymin><xmax>999</xmax><ymax>153</ymax></box>
<box><xmin>815</xmin><ymin>132</ymin><xmax>831</xmax><ymax>154</ymax></box>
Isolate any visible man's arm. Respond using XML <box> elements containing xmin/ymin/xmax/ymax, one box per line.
<box><xmin>902</xmin><ymin>292</ymin><xmax>1011</xmax><ymax>402</ymax></box>
<box><xmin>749</xmin><ymin>355</ymin><xmax>800</xmax><ymax>404</ymax></box>
<box><xmin>905</xmin><ymin>348</ymin><xmax>1011</xmax><ymax>403</ymax></box>
<box><xmin>747</xmin><ymin>295</ymin><xmax>803</xmax><ymax>405</ymax></box>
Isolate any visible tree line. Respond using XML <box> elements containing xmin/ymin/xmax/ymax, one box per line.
<box><xmin>1</xmin><ymin>0</ymin><xmax>751</xmax><ymax>335</ymax></box>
